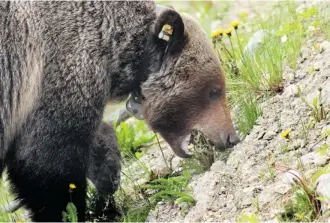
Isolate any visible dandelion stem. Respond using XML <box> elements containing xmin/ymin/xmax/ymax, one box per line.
<box><xmin>228</xmin><ymin>37</ymin><xmax>236</xmax><ymax>60</ymax></box>
<box><xmin>214</xmin><ymin>43</ymin><xmax>224</xmax><ymax>64</ymax></box>
<box><xmin>235</xmin><ymin>29</ymin><xmax>244</xmax><ymax>56</ymax></box>
<box><xmin>219</xmin><ymin>41</ymin><xmax>234</xmax><ymax>59</ymax></box>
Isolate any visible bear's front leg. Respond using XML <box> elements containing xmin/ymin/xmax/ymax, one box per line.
<box><xmin>6</xmin><ymin>127</ymin><xmax>90</xmax><ymax>223</ymax></box>
<box><xmin>7</xmin><ymin>155</ymin><xmax>88</xmax><ymax>222</ymax></box>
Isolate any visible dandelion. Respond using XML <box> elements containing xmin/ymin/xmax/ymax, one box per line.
<box><xmin>280</xmin><ymin>129</ymin><xmax>291</xmax><ymax>139</ymax></box>
<box><xmin>211</xmin><ymin>29</ymin><xmax>224</xmax><ymax>39</ymax></box>
<box><xmin>17</xmin><ymin>220</ymin><xmax>24</xmax><ymax>223</ymax></box>
<box><xmin>68</xmin><ymin>183</ymin><xmax>76</xmax><ymax>202</ymax></box>
<box><xmin>240</xmin><ymin>11</ymin><xmax>247</xmax><ymax>19</ymax></box>
<box><xmin>223</xmin><ymin>28</ymin><xmax>236</xmax><ymax>60</ymax></box>
<box><xmin>230</xmin><ymin>21</ymin><xmax>240</xmax><ymax>30</ymax></box>
<box><xmin>224</xmin><ymin>28</ymin><xmax>233</xmax><ymax>37</ymax></box>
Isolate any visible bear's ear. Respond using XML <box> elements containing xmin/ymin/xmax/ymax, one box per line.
<box><xmin>153</xmin><ymin>7</ymin><xmax>185</xmax><ymax>53</ymax></box>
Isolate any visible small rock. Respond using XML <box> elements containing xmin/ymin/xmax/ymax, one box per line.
<box><xmin>300</xmin><ymin>46</ymin><xmax>310</xmax><ymax>61</ymax></box>
<box><xmin>316</xmin><ymin>173</ymin><xmax>330</xmax><ymax>212</ymax></box>
<box><xmin>282</xmin><ymin>84</ymin><xmax>299</xmax><ymax>97</ymax></box>
<box><xmin>283</xmin><ymin>72</ymin><xmax>295</xmax><ymax>82</ymax></box>
<box><xmin>136</xmin><ymin>178</ymin><xmax>149</xmax><ymax>186</ymax></box>
<box><xmin>320</xmin><ymin>41</ymin><xmax>330</xmax><ymax>53</ymax></box>
<box><xmin>295</xmin><ymin>72</ymin><xmax>306</xmax><ymax>80</ymax></box>
<box><xmin>264</xmin><ymin>131</ymin><xmax>276</xmax><ymax>141</ymax></box>
<box><xmin>278</xmin><ymin>169</ymin><xmax>302</xmax><ymax>186</ymax></box>
<box><xmin>301</xmin><ymin>151</ymin><xmax>329</xmax><ymax>167</ymax></box>
<box><xmin>288</xmin><ymin>139</ymin><xmax>303</xmax><ymax>151</ymax></box>
<box><xmin>314</xmin><ymin>61</ymin><xmax>323</xmax><ymax>71</ymax></box>
<box><xmin>273</xmin><ymin>182</ymin><xmax>291</xmax><ymax>195</ymax></box>
<box><xmin>314</xmin><ymin>54</ymin><xmax>323</xmax><ymax>60</ymax></box>
<box><xmin>238</xmin><ymin>187</ymin><xmax>256</xmax><ymax>207</ymax></box>
<box><xmin>151</xmin><ymin>164</ymin><xmax>171</xmax><ymax>178</ymax></box>
<box><xmin>255</xmin><ymin>140</ymin><xmax>267</xmax><ymax>150</ymax></box>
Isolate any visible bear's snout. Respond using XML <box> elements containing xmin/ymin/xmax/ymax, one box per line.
<box><xmin>225</xmin><ymin>132</ymin><xmax>240</xmax><ymax>148</ymax></box>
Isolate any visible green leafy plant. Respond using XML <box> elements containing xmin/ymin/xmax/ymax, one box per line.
<box><xmin>62</xmin><ymin>202</ymin><xmax>78</xmax><ymax>223</ymax></box>
<box><xmin>113</xmin><ymin>120</ymin><xmax>156</xmax><ymax>158</ymax></box>
<box><xmin>62</xmin><ymin>184</ymin><xmax>78</xmax><ymax>223</ymax></box>
<box><xmin>311</xmin><ymin>164</ymin><xmax>330</xmax><ymax>184</ymax></box>
<box><xmin>315</xmin><ymin>143</ymin><xmax>329</xmax><ymax>156</ymax></box>
<box><xmin>237</xmin><ymin>213</ymin><xmax>260</xmax><ymax>222</ymax></box>
<box><xmin>141</xmin><ymin>171</ymin><xmax>195</xmax><ymax>205</ymax></box>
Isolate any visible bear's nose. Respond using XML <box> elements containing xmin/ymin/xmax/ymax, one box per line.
<box><xmin>225</xmin><ymin>133</ymin><xmax>240</xmax><ymax>148</ymax></box>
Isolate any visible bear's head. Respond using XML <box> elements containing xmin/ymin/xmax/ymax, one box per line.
<box><xmin>126</xmin><ymin>5</ymin><xmax>240</xmax><ymax>158</ymax></box>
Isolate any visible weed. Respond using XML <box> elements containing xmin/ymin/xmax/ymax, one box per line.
<box><xmin>315</xmin><ymin>143</ymin><xmax>329</xmax><ymax>156</ymax></box>
<box><xmin>298</xmin><ymin>87</ymin><xmax>329</xmax><ymax>122</ymax></box>
<box><xmin>189</xmin><ymin>130</ymin><xmax>216</xmax><ymax>171</ymax></box>
<box><xmin>277</xmin><ymin>168</ymin><xmax>321</xmax><ymax>222</ymax></box>
<box><xmin>281</xmin><ymin>144</ymin><xmax>290</xmax><ymax>153</ymax></box>
<box><xmin>114</xmin><ymin>188</ymin><xmax>153</xmax><ymax>223</ymax></box>
<box><xmin>141</xmin><ymin>170</ymin><xmax>195</xmax><ymax>206</ymax></box>
<box><xmin>311</xmin><ymin>164</ymin><xmax>330</xmax><ymax>185</ymax></box>
<box><xmin>259</xmin><ymin>167</ymin><xmax>276</xmax><ymax>182</ymax></box>
<box><xmin>237</xmin><ymin>213</ymin><xmax>260</xmax><ymax>222</ymax></box>
<box><xmin>280</xmin><ymin>187</ymin><xmax>320</xmax><ymax>222</ymax></box>
<box><xmin>112</xmin><ymin>119</ymin><xmax>156</xmax><ymax>158</ymax></box>
<box><xmin>259</xmin><ymin>151</ymin><xmax>277</xmax><ymax>181</ymax></box>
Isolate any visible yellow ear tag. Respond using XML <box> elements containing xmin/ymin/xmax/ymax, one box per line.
<box><xmin>162</xmin><ymin>24</ymin><xmax>173</xmax><ymax>35</ymax></box>
<box><xmin>158</xmin><ymin>24</ymin><xmax>173</xmax><ymax>42</ymax></box>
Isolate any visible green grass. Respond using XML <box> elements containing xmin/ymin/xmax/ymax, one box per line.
<box><xmin>212</xmin><ymin>1</ymin><xmax>330</xmax><ymax>135</ymax></box>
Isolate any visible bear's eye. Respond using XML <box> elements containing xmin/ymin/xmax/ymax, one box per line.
<box><xmin>209</xmin><ymin>87</ymin><xmax>221</xmax><ymax>101</ymax></box>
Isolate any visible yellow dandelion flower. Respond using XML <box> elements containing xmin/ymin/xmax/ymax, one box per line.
<box><xmin>280</xmin><ymin>129</ymin><xmax>291</xmax><ymax>139</ymax></box>
<box><xmin>240</xmin><ymin>11</ymin><xmax>247</xmax><ymax>19</ymax></box>
<box><xmin>17</xmin><ymin>220</ymin><xmax>24</xmax><ymax>223</ymax></box>
<box><xmin>230</xmin><ymin>21</ymin><xmax>240</xmax><ymax>29</ymax></box>
<box><xmin>69</xmin><ymin>183</ymin><xmax>76</xmax><ymax>189</ymax></box>
<box><xmin>224</xmin><ymin>28</ymin><xmax>233</xmax><ymax>36</ymax></box>
<box><xmin>211</xmin><ymin>29</ymin><xmax>224</xmax><ymax>39</ymax></box>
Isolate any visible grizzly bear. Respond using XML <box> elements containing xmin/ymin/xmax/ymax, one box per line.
<box><xmin>0</xmin><ymin>2</ymin><xmax>239</xmax><ymax>221</ymax></box>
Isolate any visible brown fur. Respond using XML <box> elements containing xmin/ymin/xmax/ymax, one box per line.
<box><xmin>141</xmin><ymin>12</ymin><xmax>239</xmax><ymax>154</ymax></box>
